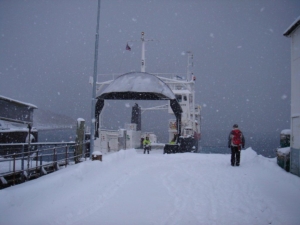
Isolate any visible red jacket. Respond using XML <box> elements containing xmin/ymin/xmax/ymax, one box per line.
<box><xmin>228</xmin><ymin>128</ymin><xmax>245</xmax><ymax>148</ymax></box>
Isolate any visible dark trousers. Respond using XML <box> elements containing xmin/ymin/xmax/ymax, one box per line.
<box><xmin>231</xmin><ymin>146</ymin><xmax>240</xmax><ymax>165</ymax></box>
<box><xmin>144</xmin><ymin>146</ymin><xmax>150</xmax><ymax>154</ymax></box>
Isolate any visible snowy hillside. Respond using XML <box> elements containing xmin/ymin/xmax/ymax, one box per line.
<box><xmin>0</xmin><ymin>148</ymin><xmax>300</xmax><ymax>225</ymax></box>
<box><xmin>33</xmin><ymin>109</ymin><xmax>76</xmax><ymax>129</ymax></box>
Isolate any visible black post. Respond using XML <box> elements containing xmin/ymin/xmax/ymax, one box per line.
<box><xmin>131</xmin><ymin>103</ymin><xmax>141</xmax><ymax>131</ymax></box>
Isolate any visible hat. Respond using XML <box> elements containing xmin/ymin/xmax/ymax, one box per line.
<box><xmin>233</xmin><ymin>124</ymin><xmax>238</xmax><ymax>128</ymax></box>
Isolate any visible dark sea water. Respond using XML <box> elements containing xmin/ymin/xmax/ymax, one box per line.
<box><xmin>200</xmin><ymin>129</ymin><xmax>280</xmax><ymax>158</ymax></box>
<box><xmin>38</xmin><ymin>128</ymin><xmax>279</xmax><ymax>158</ymax></box>
<box><xmin>38</xmin><ymin>128</ymin><xmax>76</xmax><ymax>142</ymax></box>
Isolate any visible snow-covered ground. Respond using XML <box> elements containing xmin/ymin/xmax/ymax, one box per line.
<box><xmin>0</xmin><ymin>148</ymin><xmax>300</xmax><ymax>225</ymax></box>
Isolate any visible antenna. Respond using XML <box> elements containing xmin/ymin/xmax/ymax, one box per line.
<box><xmin>141</xmin><ymin>32</ymin><xmax>146</xmax><ymax>72</ymax></box>
<box><xmin>185</xmin><ymin>51</ymin><xmax>193</xmax><ymax>81</ymax></box>
<box><xmin>127</xmin><ymin>32</ymin><xmax>157</xmax><ymax>72</ymax></box>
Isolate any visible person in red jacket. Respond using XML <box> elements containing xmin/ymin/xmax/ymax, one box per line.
<box><xmin>228</xmin><ymin>124</ymin><xmax>245</xmax><ymax>166</ymax></box>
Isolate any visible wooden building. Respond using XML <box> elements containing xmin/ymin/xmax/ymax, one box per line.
<box><xmin>0</xmin><ymin>95</ymin><xmax>38</xmax><ymax>144</ymax></box>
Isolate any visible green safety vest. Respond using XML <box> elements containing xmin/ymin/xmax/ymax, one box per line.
<box><xmin>143</xmin><ymin>139</ymin><xmax>151</xmax><ymax>145</ymax></box>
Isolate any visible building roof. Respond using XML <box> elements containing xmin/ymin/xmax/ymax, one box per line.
<box><xmin>283</xmin><ymin>16</ymin><xmax>300</xmax><ymax>36</ymax></box>
<box><xmin>0</xmin><ymin>95</ymin><xmax>38</xmax><ymax>109</ymax></box>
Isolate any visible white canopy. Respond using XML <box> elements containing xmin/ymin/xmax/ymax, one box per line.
<box><xmin>94</xmin><ymin>72</ymin><xmax>182</xmax><ymax>138</ymax></box>
<box><xmin>97</xmin><ymin>72</ymin><xmax>176</xmax><ymax>100</ymax></box>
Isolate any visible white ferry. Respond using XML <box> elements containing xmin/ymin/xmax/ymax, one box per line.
<box><xmin>91</xmin><ymin>32</ymin><xmax>201</xmax><ymax>154</ymax></box>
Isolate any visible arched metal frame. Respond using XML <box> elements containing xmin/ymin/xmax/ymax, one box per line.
<box><xmin>94</xmin><ymin>72</ymin><xmax>182</xmax><ymax>138</ymax></box>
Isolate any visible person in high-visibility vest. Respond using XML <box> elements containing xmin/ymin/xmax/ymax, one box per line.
<box><xmin>143</xmin><ymin>136</ymin><xmax>151</xmax><ymax>154</ymax></box>
<box><xmin>169</xmin><ymin>134</ymin><xmax>177</xmax><ymax>144</ymax></box>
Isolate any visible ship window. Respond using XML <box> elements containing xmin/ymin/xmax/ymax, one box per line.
<box><xmin>183</xmin><ymin>95</ymin><xmax>187</xmax><ymax>101</ymax></box>
<box><xmin>176</xmin><ymin>95</ymin><xmax>182</xmax><ymax>102</ymax></box>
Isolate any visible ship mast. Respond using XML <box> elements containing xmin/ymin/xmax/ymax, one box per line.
<box><xmin>187</xmin><ymin>51</ymin><xmax>196</xmax><ymax>132</ymax></box>
<box><xmin>127</xmin><ymin>32</ymin><xmax>155</xmax><ymax>73</ymax></box>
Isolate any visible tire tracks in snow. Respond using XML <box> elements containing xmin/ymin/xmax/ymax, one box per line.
<box><xmin>54</xmin><ymin>157</ymin><xmax>153</xmax><ymax>225</ymax></box>
<box><xmin>57</xmin><ymin>154</ymin><xmax>170</xmax><ymax>225</ymax></box>
<box><xmin>159</xmin><ymin>157</ymin><xmax>204</xmax><ymax>225</ymax></box>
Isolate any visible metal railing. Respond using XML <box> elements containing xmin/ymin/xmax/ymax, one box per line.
<box><xmin>0</xmin><ymin>141</ymin><xmax>90</xmax><ymax>188</ymax></box>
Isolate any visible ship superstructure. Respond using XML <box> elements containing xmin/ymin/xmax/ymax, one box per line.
<box><xmin>91</xmin><ymin>32</ymin><xmax>201</xmax><ymax>153</ymax></box>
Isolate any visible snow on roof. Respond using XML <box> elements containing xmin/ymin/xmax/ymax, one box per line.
<box><xmin>292</xmin><ymin>113</ymin><xmax>300</xmax><ymax>118</ymax></box>
<box><xmin>92</xmin><ymin>150</ymin><xmax>102</xmax><ymax>156</ymax></box>
<box><xmin>97</xmin><ymin>72</ymin><xmax>176</xmax><ymax>100</ymax></box>
<box><xmin>0</xmin><ymin>95</ymin><xmax>38</xmax><ymax>109</ymax></box>
<box><xmin>77</xmin><ymin>118</ymin><xmax>85</xmax><ymax>127</ymax></box>
<box><xmin>0</xmin><ymin>119</ymin><xmax>38</xmax><ymax>131</ymax></box>
<box><xmin>281</xmin><ymin>129</ymin><xmax>291</xmax><ymax>135</ymax></box>
<box><xmin>277</xmin><ymin>147</ymin><xmax>290</xmax><ymax>156</ymax></box>
<box><xmin>283</xmin><ymin>16</ymin><xmax>300</xmax><ymax>36</ymax></box>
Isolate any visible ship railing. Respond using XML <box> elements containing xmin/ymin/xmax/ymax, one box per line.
<box><xmin>0</xmin><ymin>141</ymin><xmax>90</xmax><ymax>188</ymax></box>
<box><xmin>152</xmin><ymin>73</ymin><xmax>187</xmax><ymax>80</ymax></box>
<box><xmin>193</xmin><ymin>105</ymin><xmax>201</xmax><ymax>114</ymax></box>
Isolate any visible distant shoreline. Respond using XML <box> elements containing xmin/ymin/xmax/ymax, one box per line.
<box><xmin>36</xmin><ymin>126</ymin><xmax>75</xmax><ymax>131</ymax></box>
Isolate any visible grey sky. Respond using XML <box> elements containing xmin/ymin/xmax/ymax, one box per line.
<box><xmin>1</xmin><ymin>0</ymin><xmax>300</xmax><ymax>148</ymax></box>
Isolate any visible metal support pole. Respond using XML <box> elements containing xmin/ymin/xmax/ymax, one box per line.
<box><xmin>40</xmin><ymin>145</ymin><xmax>43</xmax><ymax>167</ymax></box>
<box><xmin>53</xmin><ymin>147</ymin><xmax>56</xmax><ymax>170</ymax></box>
<box><xmin>90</xmin><ymin>0</ymin><xmax>101</xmax><ymax>157</ymax></box>
<box><xmin>13</xmin><ymin>153</ymin><xmax>16</xmax><ymax>185</ymax></box>
<box><xmin>40</xmin><ymin>146</ymin><xmax>43</xmax><ymax>175</ymax></box>
<box><xmin>27</xmin><ymin>124</ymin><xmax>32</xmax><ymax>175</ymax></box>
<box><xmin>65</xmin><ymin>146</ymin><xmax>68</xmax><ymax>167</ymax></box>
<box><xmin>36</xmin><ymin>150</ymin><xmax>38</xmax><ymax>174</ymax></box>
<box><xmin>124</xmin><ymin>130</ymin><xmax>127</xmax><ymax>150</ymax></box>
<box><xmin>21</xmin><ymin>144</ymin><xmax>24</xmax><ymax>171</ymax></box>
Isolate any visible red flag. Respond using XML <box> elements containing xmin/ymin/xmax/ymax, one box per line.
<box><xmin>126</xmin><ymin>43</ymin><xmax>131</xmax><ymax>51</ymax></box>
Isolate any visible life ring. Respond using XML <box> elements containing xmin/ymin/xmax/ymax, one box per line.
<box><xmin>25</xmin><ymin>134</ymin><xmax>35</xmax><ymax>143</ymax></box>
<box><xmin>194</xmin><ymin>132</ymin><xmax>201</xmax><ymax>140</ymax></box>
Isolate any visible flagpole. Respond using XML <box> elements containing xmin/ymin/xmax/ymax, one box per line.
<box><xmin>90</xmin><ymin>0</ymin><xmax>101</xmax><ymax>158</ymax></box>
